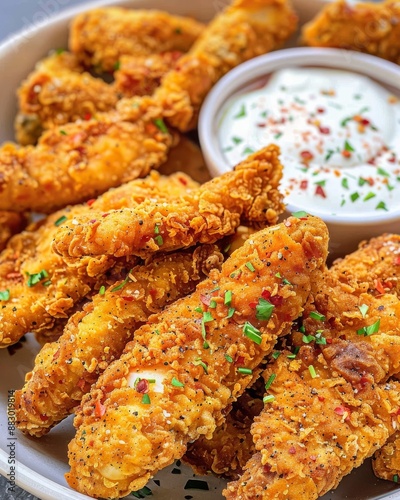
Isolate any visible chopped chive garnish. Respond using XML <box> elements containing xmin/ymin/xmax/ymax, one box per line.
<box><xmin>184</xmin><ymin>479</ymin><xmax>209</xmax><ymax>491</ymax></box>
<box><xmin>111</xmin><ymin>270</ymin><xmax>132</xmax><ymax>292</ymax></box>
<box><xmin>26</xmin><ymin>269</ymin><xmax>49</xmax><ymax>287</ymax></box>
<box><xmin>299</xmin><ymin>325</ymin><xmax>306</xmax><ymax>333</ymax></box>
<box><xmin>344</xmin><ymin>140</ymin><xmax>355</xmax><ymax>152</ymax></box>
<box><xmin>376</xmin><ymin>201</ymin><xmax>388</xmax><ymax>211</ymax></box>
<box><xmin>309</xmin><ymin>311</ymin><xmax>326</xmax><ymax>321</ymax></box>
<box><xmin>302</xmin><ymin>334</ymin><xmax>315</xmax><ymax>344</ymax></box>
<box><xmin>224</xmin><ymin>290</ymin><xmax>232</xmax><ymax>306</ymax></box>
<box><xmin>203</xmin><ymin>311</ymin><xmax>213</xmax><ymax>323</ymax></box>
<box><xmin>358</xmin><ymin>304</ymin><xmax>369</xmax><ymax>318</ymax></box>
<box><xmin>59</xmin><ymin>129</ymin><xmax>67</xmax><ymax>135</ymax></box>
<box><xmin>195</xmin><ymin>306</ymin><xmax>203</xmax><ymax>313</ymax></box>
<box><xmin>227</xmin><ymin>307</ymin><xmax>235</xmax><ymax>319</ymax></box>
<box><xmin>141</xmin><ymin>394</ymin><xmax>151</xmax><ymax>404</ymax></box>
<box><xmin>0</xmin><ymin>289</ymin><xmax>10</xmax><ymax>301</ymax></box>
<box><xmin>154</xmin><ymin>224</ymin><xmax>160</xmax><ymax>234</ymax></box>
<box><xmin>377</xmin><ymin>167</ymin><xmax>390</xmax><ymax>177</ymax></box>
<box><xmin>393</xmin><ymin>474</ymin><xmax>399</xmax><ymax>483</ymax></box>
<box><xmin>132</xmin><ymin>486</ymin><xmax>153</xmax><ymax>498</ymax></box>
<box><xmin>245</xmin><ymin>262</ymin><xmax>255</xmax><ymax>272</ymax></box>
<box><xmin>225</xmin><ymin>354</ymin><xmax>233</xmax><ymax>363</ymax></box>
<box><xmin>242</xmin><ymin>147</ymin><xmax>255</xmax><ymax>155</ymax></box>
<box><xmin>154</xmin><ymin>118</ymin><xmax>168</xmax><ymax>133</ymax></box>
<box><xmin>256</xmin><ymin>298</ymin><xmax>274</xmax><ymax>321</ymax></box>
<box><xmin>171</xmin><ymin>377</ymin><xmax>184</xmax><ymax>387</ymax></box>
<box><xmin>234</xmin><ymin>104</ymin><xmax>246</xmax><ymax>119</ymax></box>
<box><xmin>272</xmin><ymin>351</ymin><xmax>281</xmax><ymax>360</ymax></box>
<box><xmin>194</xmin><ymin>358</ymin><xmax>208</xmax><ymax>374</ymax></box>
<box><xmin>243</xmin><ymin>322</ymin><xmax>262</xmax><ymax>345</ymax></box>
<box><xmin>54</xmin><ymin>215</ymin><xmax>67</xmax><ymax>226</ymax></box>
<box><xmin>43</xmin><ymin>280</ymin><xmax>52</xmax><ymax>287</ymax></box>
<box><xmin>308</xmin><ymin>365</ymin><xmax>317</xmax><ymax>378</ymax></box>
<box><xmin>99</xmin><ymin>285</ymin><xmax>106</xmax><ymax>295</ymax></box>
<box><xmin>113</xmin><ymin>60</ymin><xmax>121</xmax><ymax>70</ymax></box>
<box><xmin>292</xmin><ymin>210</ymin><xmax>308</xmax><ymax>218</ymax></box>
<box><xmin>208</xmin><ymin>299</ymin><xmax>217</xmax><ymax>308</ymax></box>
<box><xmin>363</xmin><ymin>191</ymin><xmax>376</xmax><ymax>201</ymax></box>
<box><xmin>287</xmin><ymin>347</ymin><xmax>300</xmax><ymax>359</ymax></box>
<box><xmin>238</xmin><ymin>367</ymin><xmax>253</xmax><ymax>375</ymax></box>
<box><xmin>263</xmin><ymin>394</ymin><xmax>275</xmax><ymax>404</ymax></box>
<box><xmin>147</xmin><ymin>379</ymin><xmax>156</xmax><ymax>384</ymax></box>
<box><xmin>154</xmin><ymin>235</ymin><xmax>164</xmax><ymax>246</ymax></box>
<box><xmin>325</xmin><ymin>149</ymin><xmax>335</xmax><ymax>161</ymax></box>
<box><xmin>232</xmin><ymin>136</ymin><xmax>243</xmax><ymax>144</ymax></box>
<box><xmin>357</xmin><ymin>318</ymin><xmax>380</xmax><ymax>336</ymax></box>
<box><xmin>264</xmin><ymin>373</ymin><xmax>276</xmax><ymax>390</ymax></box>
<box><xmin>341</xmin><ymin>178</ymin><xmax>349</xmax><ymax>189</ymax></box>
<box><xmin>350</xmin><ymin>192</ymin><xmax>360</xmax><ymax>202</ymax></box>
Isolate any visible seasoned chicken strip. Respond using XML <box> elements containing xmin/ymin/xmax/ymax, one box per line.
<box><xmin>225</xmin><ymin>343</ymin><xmax>400</xmax><ymax>500</ymax></box>
<box><xmin>15</xmin><ymin>245</ymin><xmax>223</xmax><ymax>437</ymax></box>
<box><xmin>302</xmin><ymin>0</ymin><xmax>400</xmax><ymax>65</ymax></box>
<box><xmin>0</xmin><ymin>211</ymin><xmax>27</xmax><ymax>252</ymax></box>
<box><xmin>69</xmin><ymin>8</ymin><xmax>205</xmax><ymax>72</ymax></box>
<box><xmin>15</xmin><ymin>51</ymin><xmax>118</xmax><ymax>145</ymax></box>
<box><xmin>65</xmin><ymin>215</ymin><xmax>328</xmax><ymax>498</ymax></box>
<box><xmin>152</xmin><ymin>0</ymin><xmax>298</xmax><ymax>131</ymax></box>
<box><xmin>0</xmin><ymin>172</ymin><xmax>199</xmax><ymax>347</ymax></box>
<box><xmin>53</xmin><ymin>146</ymin><xmax>284</xmax><ymax>259</ymax></box>
<box><xmin>0</xmin><ymin>97</ymin><xmax>173</xmax><ymax>213</ymax></box>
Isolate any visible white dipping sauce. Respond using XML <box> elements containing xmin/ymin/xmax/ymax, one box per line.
<box><xmin>218</xmin><ymin>68</ymin><xmax>400</xmax><ymax>217</ymax></box>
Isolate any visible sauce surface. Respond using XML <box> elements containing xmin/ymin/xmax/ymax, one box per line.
<box><xmin>218</xmin><ymin>68</ymin><xmax>400</xmax><ymax>217</ymax></box>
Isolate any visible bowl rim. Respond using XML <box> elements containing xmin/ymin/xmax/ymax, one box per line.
<box><xmin>199</xmin><ymin>46</ymin><xmax>400</xmax><ymax>226</ymax></box>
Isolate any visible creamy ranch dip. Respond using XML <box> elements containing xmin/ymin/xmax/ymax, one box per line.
<box><xmin>218</xmin><ymin>68</ymin><xmax>400</xmax><ymax>217</ymax></box>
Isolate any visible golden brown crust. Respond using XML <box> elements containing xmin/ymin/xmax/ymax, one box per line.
<box><xmin>69</xmin><ymin>8</ymin><xmax>205</xmax><ymax>72</ymax></box>
<box><xmin>302</xmin><ymin>0</ymin><xmax>400</xmax><ymax>64</ymax></box>
<box><xmin>15</xmin><ymin>245</ymin><xmax>223</xmax><ymax>437</ymax></box>
<box><xmin>154</xmin><ymin>0</ymin><xmax>298</xmax><ymax>131</ymax></box>
<box><xmin>65</xmin><ymin>215</ymin><xmax>328</xmax><ymax>498</ymax></box>
<box><xmin>0</xmin><ymin>211</ymin><xmax>27</xmax><ymax>251</ymax></box>
<box><xmin>52</xmin><ymin>145</ymin><xmax>285</xmax><ymax>259</ymax></box>
<box><xmin>0</xmin><ymin>171</ymin><xmax>199</xmax><ymax>348</ymax></box>
<box><xmin>224</xmin><ymin>345</ymin><xmax>400</xmax><ymax>499</ymax></box>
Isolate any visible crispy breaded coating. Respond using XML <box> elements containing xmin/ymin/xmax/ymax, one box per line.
<box><xmin>0</xmin><ymin>96</ymin><xmax>174</xmax><ymax>213</ymax></box>
<box><xmin>330</xmin><ymin>234</ymin><xmax>400</xmax><ymax>297</ymax></box>
<box><xmin>224</xmin><ymin>343</ymin><xmax>400</xmax><ymax>500</ymax></box>
<box><xmin>0</xmin><ymin>211</ymin><xmax>27</xmax><ymax>251</ymax></box>
<box><xmin>52</xmin><ymin>146</ymin><xmax>284</xmax><ymax>259</ymax></box>
<box><xmin>0</xmin><ymin>172</ymin><xmax>199</xmax><ymax>347</ymax></box>
<box><xmin>184</xmin><ymin>382</ymin><xmax>264</xmax><ymax>480</ymax></box>
<box><xmin>69</xmin><ymin>8</ymin><xmax>205</xmax><ymax>72</ymax></box>
<box><xmin>15</xmin><ymin>245</ymin><xmax>223</xmax><ymax>437</ymax></box>
<box><xmin>15</xmin><ymin>51</ymin><xmax>118</xmax><ymax>145</ymax></box>
<box><xmin>114</xmin><ymin>52</ymin><xmax>182</xmax><ymax>98</ymax></box>
<box><xmin>65</xmin><ymin>215</ymin><xmax>328</xmax><ymax>498</ymax></box>
<box><xmin>302</xmin><ymin>0</ymin><xmax>400</xmax><ymax>64</ymax></box>
<box><xmin>153</xmin><ymin>0</ymin><xmax>298</xmax><ymax>131</ymax></box>
<box><xmin>372</xmin><ymin>433</ymin><xmax>400</xmax><ymax>482</ymax></box>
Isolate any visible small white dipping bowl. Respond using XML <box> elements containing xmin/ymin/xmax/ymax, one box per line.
<box><xmin>199</xmin><ymin>47</ymin><xmax>400</xmax><ymax>259</ymax></box>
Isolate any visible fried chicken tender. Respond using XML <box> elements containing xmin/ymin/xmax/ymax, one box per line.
<box><xmin>302</xmin><ymin>0</ymin><xmax>400</xmax><ymax>65</ymax></box>
<box><xmin>65</xmin><ymin>215</ymin><xmax>328</xmax><ymax>498</ymax></box>
<box><xmin>15</xmin><ymin>51</ymin><xmax>118</xmax><ymax>145</ymax></box>
<box><xmin>372</xmin><ymin>433</ymin><xmax>400</xmax><ymax>482</ymax></box>
<box><xmin>0</xmin><ymin>211</ymin><xmax>27</xmax><ymax>251</ymax></box>
<box><xmin>153</xmin><ymin>0</ymin><xmax>298</xmax><ymax>131</ymax></box>
<box><xmin>330</xmin><ymin>233</ymin><xmax>400</xmax><ymax>297</ymax></box>
<box><xmin>0</xmin><ymin>96</ymin><xmax>174</xmax><ymax>213</ymax></box>
<box><xmin>69</xmin><ymin>8</ymin><xmax>205</xmax><ymax>72</ymax></box>
<box><xmin>184</xmin><ymin>381</ymin><xmax>264</xmax><ymax>480</ymax></box>
<box><xmin>15</xmin><ymin>244</ymin><xmax>223</xmax><ymax>437</ymax></box>
<box><xmin>52</xmin><ymin>146</ymin><xmax>284</xmax><ymax>260</ymax></box>
<box><xmin>114</xmin><ymin>52</ymin><xmax>183</xmax><ymax>98</ymax></box>
<box><xmin>224</xmin><ymin>342</ymin><xmax>400</xmax><ymax>500</ymax></box>
<box><xmin>0</xmin><ymin>171</ymin><xmax>199</xmax><ymax>347</ymax></box>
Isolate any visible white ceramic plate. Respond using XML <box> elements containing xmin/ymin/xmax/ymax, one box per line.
<box><xmin>1</xmin><ymin>1</ymin><xmax>399</xmax><ymax>499</ymax></box>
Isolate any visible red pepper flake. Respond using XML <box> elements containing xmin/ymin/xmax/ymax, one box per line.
<box><xmin>257</xmin><ymin>123</ymin><xmax>266</xmax><ymax>128</ymax></box>
<box><xmin>84</xmin><ymin>113</ymin><xmax>92</xmax><ymax>121</ymax></box>
<box><xmin>261</xmin><ymin>290</ymin><xmax>271</xmax><ymax>300</ymax></box>
<box><xmin>90</xmin><ymin>219</ymin><xmax>97</xmax><ymax>224</ymax></box>
<box><xmin>235</xmin><ymin>356</ymin><xmax>245</xmax><ymax>366</ymax></box>
<box><xmin>136</xmin><ymin>379</ymin><xmax>149</xmax><ymax>394</ymax></box>
<box><xmin>334</xmin><ymin>405</ymin><xmax>351</xmax><ymax>418</ymax></box>
<box><xmin>317</xmin><ymin>107</ymin><xmax>325</xmax><ymax>114</ymax></box>
<box><xmin>300</xmin><ymin>151</ymin><xmax>314</xmax><ymax>163</ymax></box>
<box><xmin>87</xmin><ymin>199</ymin><xmax>96</xmax><ymax>206</ymax></box>
<box><xmin>315</xmin><ymin>185</ymin><xmax>327</xmax><ymax>198</ymax></box>
<box><xmin>394</xmin><ymin>256</ymin><xmax>400</xmax><ymax>266</ymax></box>
<box><xmin>319</xmin><ymin>126</ymin><xmax>330</xmax><ymax>135</ymax></box>
<box><xmin>288</xmin><ymin>446</ymin><xmax>296</xmax><ymax>454</ymax></box>
<box><xmin>95</xmin><ymin>400</ymin><xmax>106</xmax><ymax>417</ymax></box>
<box><xmin>326</xmin><ymin>338</ymin><xmax>333</xmax><ymax>344</ymax></box>
<box><xmin>102</xmin><ymin>213</ymin><xmax>109</xmax><ymax>218</ymax></box>
<box><xmin>318</xmin><ymin>396</ymin><xmax>325</xmax><ymax>402</ymax></box>
<box><xmin>374</xmin><ymin>279</ymin><xmax>385</xmax><ymax>294</ymax></box>
<box><xmin>300</xmin><ymin>180</ymin><xmax>308</xmax><ymax>190</ymax></box>
<box><xmin>263</xmin><ymin>464</ymin><xmax>272</xmax><ymax>473</ymax></box>
<box><xmin>200</xmin><ymin>294</ymin><xmax>211</xmax><ymax>307</ymax></box>
<box><xmin>178</xmin><ymin>176</ymin><xmax>188</xmax><ymax>186</ymax></box>
<box><xmin>342</xmin><ymin>150</ymin><xmax>352</xmax><ymax>158</ymax></box>
<box><xmin>149</xmin><ymin>288</ymin><xmax>157</xmax><ymax>298</ymax></box>
<box><xmin>39</xmin><ymin>414</ymin><xmax>49</xmax><ymax>421</ymax></box>
<box><xmin>122</xmin><ymin>296</ymin><xmax>134</xmax><ymax>302</ymax></box>
<box><xmin>249</xmin><ymin>301</ymin><xmax>257</xmax><ymax>309</ymax></box>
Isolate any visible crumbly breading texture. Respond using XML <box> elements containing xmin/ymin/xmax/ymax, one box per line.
<box><xmin>69</xmin><ymin>8</ymin><xmax>205</xmax><ymax>72</ymax></box>
<box><xmin>302</xmin><ymin>0</ymin><xmax>400</xmax><ymax>64</ymax></box>
<box><xmin>0</xmin><ymin>97</ymin><xmax>174</xmax><ymax>213</ymax></box>
<box><xmin>153</xmin><ymin>0</ymin><xmax>298</xmax><ymax>131</ymax></box>
<box><xmin>0</xmin><ymin>171</ymin><xmax>199</xmax><ymax>348</ymax></box>
<box><xmin>52</xmin><ymin>146</ymin><xmax>285</xmax><ymax>259</ymax></box>
<box><xmin>224</xmin><ymin>345</ymin><xmax>400</xmax><ymax>499</ymax></box>
<box><xmin>15</xmin><ymin>52</ymin><xmax>118</xmax><ymax>145</ymax></box>
<box><xmin>65</xmin><ymin>215</ymin><xmax>328</xmax><ymax>499</ymax></box>
<box><xmin>15</xmin><ymin>245</ymin><xmax>223</xmax><ymax>437</ymax></box>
